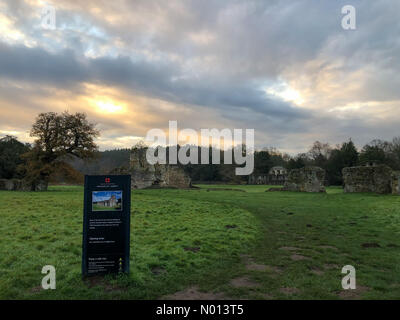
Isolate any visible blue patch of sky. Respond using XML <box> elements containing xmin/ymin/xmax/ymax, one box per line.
<box><xmin>93</xmin><ymin>191</ymin><xmax>122</xmax><ymax>202</ymax></box>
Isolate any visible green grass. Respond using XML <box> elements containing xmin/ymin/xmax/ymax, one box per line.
<box><xmin>0</xmin><ymin>185</ymin><xmax>258</xmax><ymax>299</ymax></box>
<box><xmin>0</xmin><ymin>184</ymin><xmax>399</xmax><ymax>299</ymax></box>
<box><xmin>92</xmin><ymin>204</ymin><xmax>121</xmax><ymax>211</ymax></box>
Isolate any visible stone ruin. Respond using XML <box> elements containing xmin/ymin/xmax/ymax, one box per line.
<box><xmin>281</xmin><ymin>166</ymin><xmax>326</xmax><ymax>193</ymax></box>
<box><xmin>392</xmin><ymin>171</ymin><xmax>400</xmax><ymax>195</ymax></box>
<box><xmin>129</xmin><ymin>148</ymin><xmax>191</xmax><ymax>189</ymax></box>
<box><xmin>248</xmin><ymin>166</ymin><xmax>288</xmax><ymax>185</ymax></box>
<box><xmin>0</xmin><ymin>178</ymin><xmax>48</xmax><ymax>191</ymax></box>
<box><xmin>343</xmin><ymin>164</ymin><xmax>400</xmax><ymax>194</ymax></box>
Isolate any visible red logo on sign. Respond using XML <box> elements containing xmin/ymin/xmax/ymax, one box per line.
<box><xmin>105</xmin><ymin>178</ymin><xmax>110</xmax><ymax>183</ymax></box>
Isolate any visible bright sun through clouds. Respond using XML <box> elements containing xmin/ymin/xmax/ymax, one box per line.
<box><xmin>95</xmin><ymin>101</ymin><xmax>124</xmax><ymax>113</ymax></box>
<box><xmin>266</xmin><ymin>82</ymin><xmax>305</xmax><ymax>106</ymax></box>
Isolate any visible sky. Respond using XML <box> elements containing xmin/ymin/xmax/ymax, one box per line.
<box><xmin>0</xmin><ymin>0</ymin><xmax>399</xmax><ymax>154</ymax></box>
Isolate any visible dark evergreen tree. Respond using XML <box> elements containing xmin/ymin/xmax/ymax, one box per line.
<box><xmin>0</xmin><ymin>135</ymin><xmax>30</xmax><ymax>179</ymax></box>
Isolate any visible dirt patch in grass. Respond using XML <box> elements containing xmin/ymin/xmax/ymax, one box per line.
<box><xmin>324</xmin><ymin>264</ymin><xmax>339</xmax><ymax>270</ymax></box>
<box><xmin>84</xmin><ymin>276</ymin><xmax>123</xmax><ymax>293</ymax></box>
<box><xmin>258</xmin><ymin>293</ymin><xmax>274</xmax><ymax>299</ymax></box>
<box><xmin>225</xmin><ymin>225</ymin><xmax>238</xmax><ymax>229</ymax></box>
<box><xmin>85</xmin><ymin>276</ymin><xmax>105</xmax><ymax>288</ymax></box>
<box><xmin>290</xmin><ymin>254</ymin><xmax>309</xmax><ymax>261</ymax></box>
<box><xmin>246</xmin><ymin>263</ymin><xmax>270</xmax><ymax>271</ymax></box>
<box><xmin>30</xmin><ymin>286</ymin><xmax>42</xmax><ymax>293</ymax></box>
<box><xmin>338</xmin><ymin>285</ymin><xmax>370</xmax><ymax>300</ymax></box>
<box><xmin>309</xmin><ymin>266</ymin><xmax>324</xmax><ymax>275</ymax></box>
<box><xmin>163</xmin><ymin>286</ymin><xmax>228</xmax><ymax>300</ymax></box>
<box><xmin>272</xmin><ymin>266</ymin><xmax>284</xmax><ymax>273</ymax></box>
<box><xmin>279</xmin><ymin>287</ymin><xmax>300</xmax><ymax>295</ymax></box>
<box><xmin>151</xmin><ymin>266</ymin><xmax>167</xmax><ymax>275</ymax></box>
<box><xmin>242</xmin><ymin>255</ymin><xmax>284</xmax><ymax>274</ymax></box>
<box><xmin>241</xmin><ymin>254</ymin><xmax>279</xmax><ymax>273</ymax></box>
<box><xmin>230</xmin><ymin>276</ymin><xmax>260</xmax><ymax>288</ymax></box>
<box><xmin>104</xmin><ymin>284</ymin><xmax>123</xmax><ymax>293</ymax></box>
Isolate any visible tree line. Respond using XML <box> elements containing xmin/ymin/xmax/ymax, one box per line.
<box><xmin>284</xmin><ymin>138</ymin><xmax>400</xmax><ymax>185</ymax></box>
<box><xmin>2</xmin><ymin>111</ymin><xmax>400</xmax><ymax>186</ymax></box>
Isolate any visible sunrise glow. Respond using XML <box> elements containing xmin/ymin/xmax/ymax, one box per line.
<box><xmin>94</xmin><ymin>101</ymin><xmax>124</xmax><ymax>114</ymax></box>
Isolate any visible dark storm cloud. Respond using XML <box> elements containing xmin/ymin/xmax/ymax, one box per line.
<box><xmin>0</xmin><ymin>43</ymin><xmax>86</xmax><ymax>85</ymax></box>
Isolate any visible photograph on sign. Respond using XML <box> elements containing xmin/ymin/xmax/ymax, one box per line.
<box><xmin>92</xmin><ymin>191</ymin><xmax>123</xmax><ymax>212</ymax></box>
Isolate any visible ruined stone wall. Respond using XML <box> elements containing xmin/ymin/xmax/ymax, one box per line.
<box><xmin>130</xmin><ymin>148</ymin><xmax>158</xmax><ymax>189</ymax></box>
<box><xmin>0</xmin><ymin>179</ymin><xmax>48</xmax><ymax>191</ymax></box>
<box><xmin>342</xmin><ymin>165</ymin><xmax>392</xmax><ymax>194</ymax></box>
<box><xmin>130</xmin><ymin>149</ymin><xmax>191</xmax><ymax>189</ymax></box>
<box><xmin>283</xmin><ymin>166</ymin><xmax>326</xmax><ymax>192</ymax></box>
<box><xmin>248</xmin><ymin>175</ymin><xmax>268</xmax><ymax>185</ymax></box>
<box><xmin>248</xmin><ymin>174</ymin><xmax>287</xmax><ymax>185</ymax></box>
<box><xmin>0</xmin><ymin>179</ymin><xmax>17</xmax><ymax>191</ymax></box>
<box><xmin>268</xmin><ymin>174</ymin><xmax>287</xmax><ymax>185</ymax></box>
<box><xmin>391</xmin><ymin>171</ymin><xmax>400</xmax><ymax>195</ymax></box>
<box><xmin>160</xmin><ymin>165</ymin><xmax>192</xmax><ymax>188</ymax></box>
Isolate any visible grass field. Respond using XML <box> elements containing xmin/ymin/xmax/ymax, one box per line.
<box><xmin>92</xmin><ymin>204</ymin><xmax>122</xmax><ymax>211</ymax></box>
<box><xmin>0</xmin><ymin>185</ymin><xmax>399</xmax><ymax>299</ymax></box>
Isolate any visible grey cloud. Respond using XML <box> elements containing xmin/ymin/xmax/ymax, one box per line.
<box><xmin>0</xmin><ymin>42</ymin><xmax>309</xmax><ymax>124</ymax></box>
<box><xmin>0</xmin><ymin>43</ymin><xmax>86</xmax><ymax>86</ymax></box>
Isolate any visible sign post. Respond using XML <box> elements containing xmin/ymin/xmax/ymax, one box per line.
<box><xmin>82</xmin><ymin>175</ymin><xmax>131</xmax><ymax>276</ymax></box>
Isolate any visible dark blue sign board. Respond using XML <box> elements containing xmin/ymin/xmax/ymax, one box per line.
<box><xmin>82</xmin><ymin>175</ymin><xmax>131</xmax><ymax>276</ymax></box>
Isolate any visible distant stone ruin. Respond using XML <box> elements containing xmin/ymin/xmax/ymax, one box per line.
<box><xmin>0</xmin><ymin>178</ymin><xmax>48</xmax><ymax>191</ymax></box>
<box><xmin>94</xmin><ymin>194</ymin><xmax>118</xmax><ymax>208</ymax></box>
<box><xmin>248</xmin><ymin>166</ymin><xmax>288</xmax><ymax>185</ymax></box>
<box><xmin>282</xmin><ymin>166</ymin><xmax>326</xmax><ymax>193</ymax></box>
<box><xmin>343</xmin><ymin>165</ymin><xmax>395</xmax><ymax>194</ymax></box>
<box><xmin>392</xmin><ymin>171</ymin><xmax>400</xmax><ymax>195</ymax></box>
<box><xmin>129</xmin><ymin>148</ymin><xmax>191</xmax><ymax>189</ymax></box>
